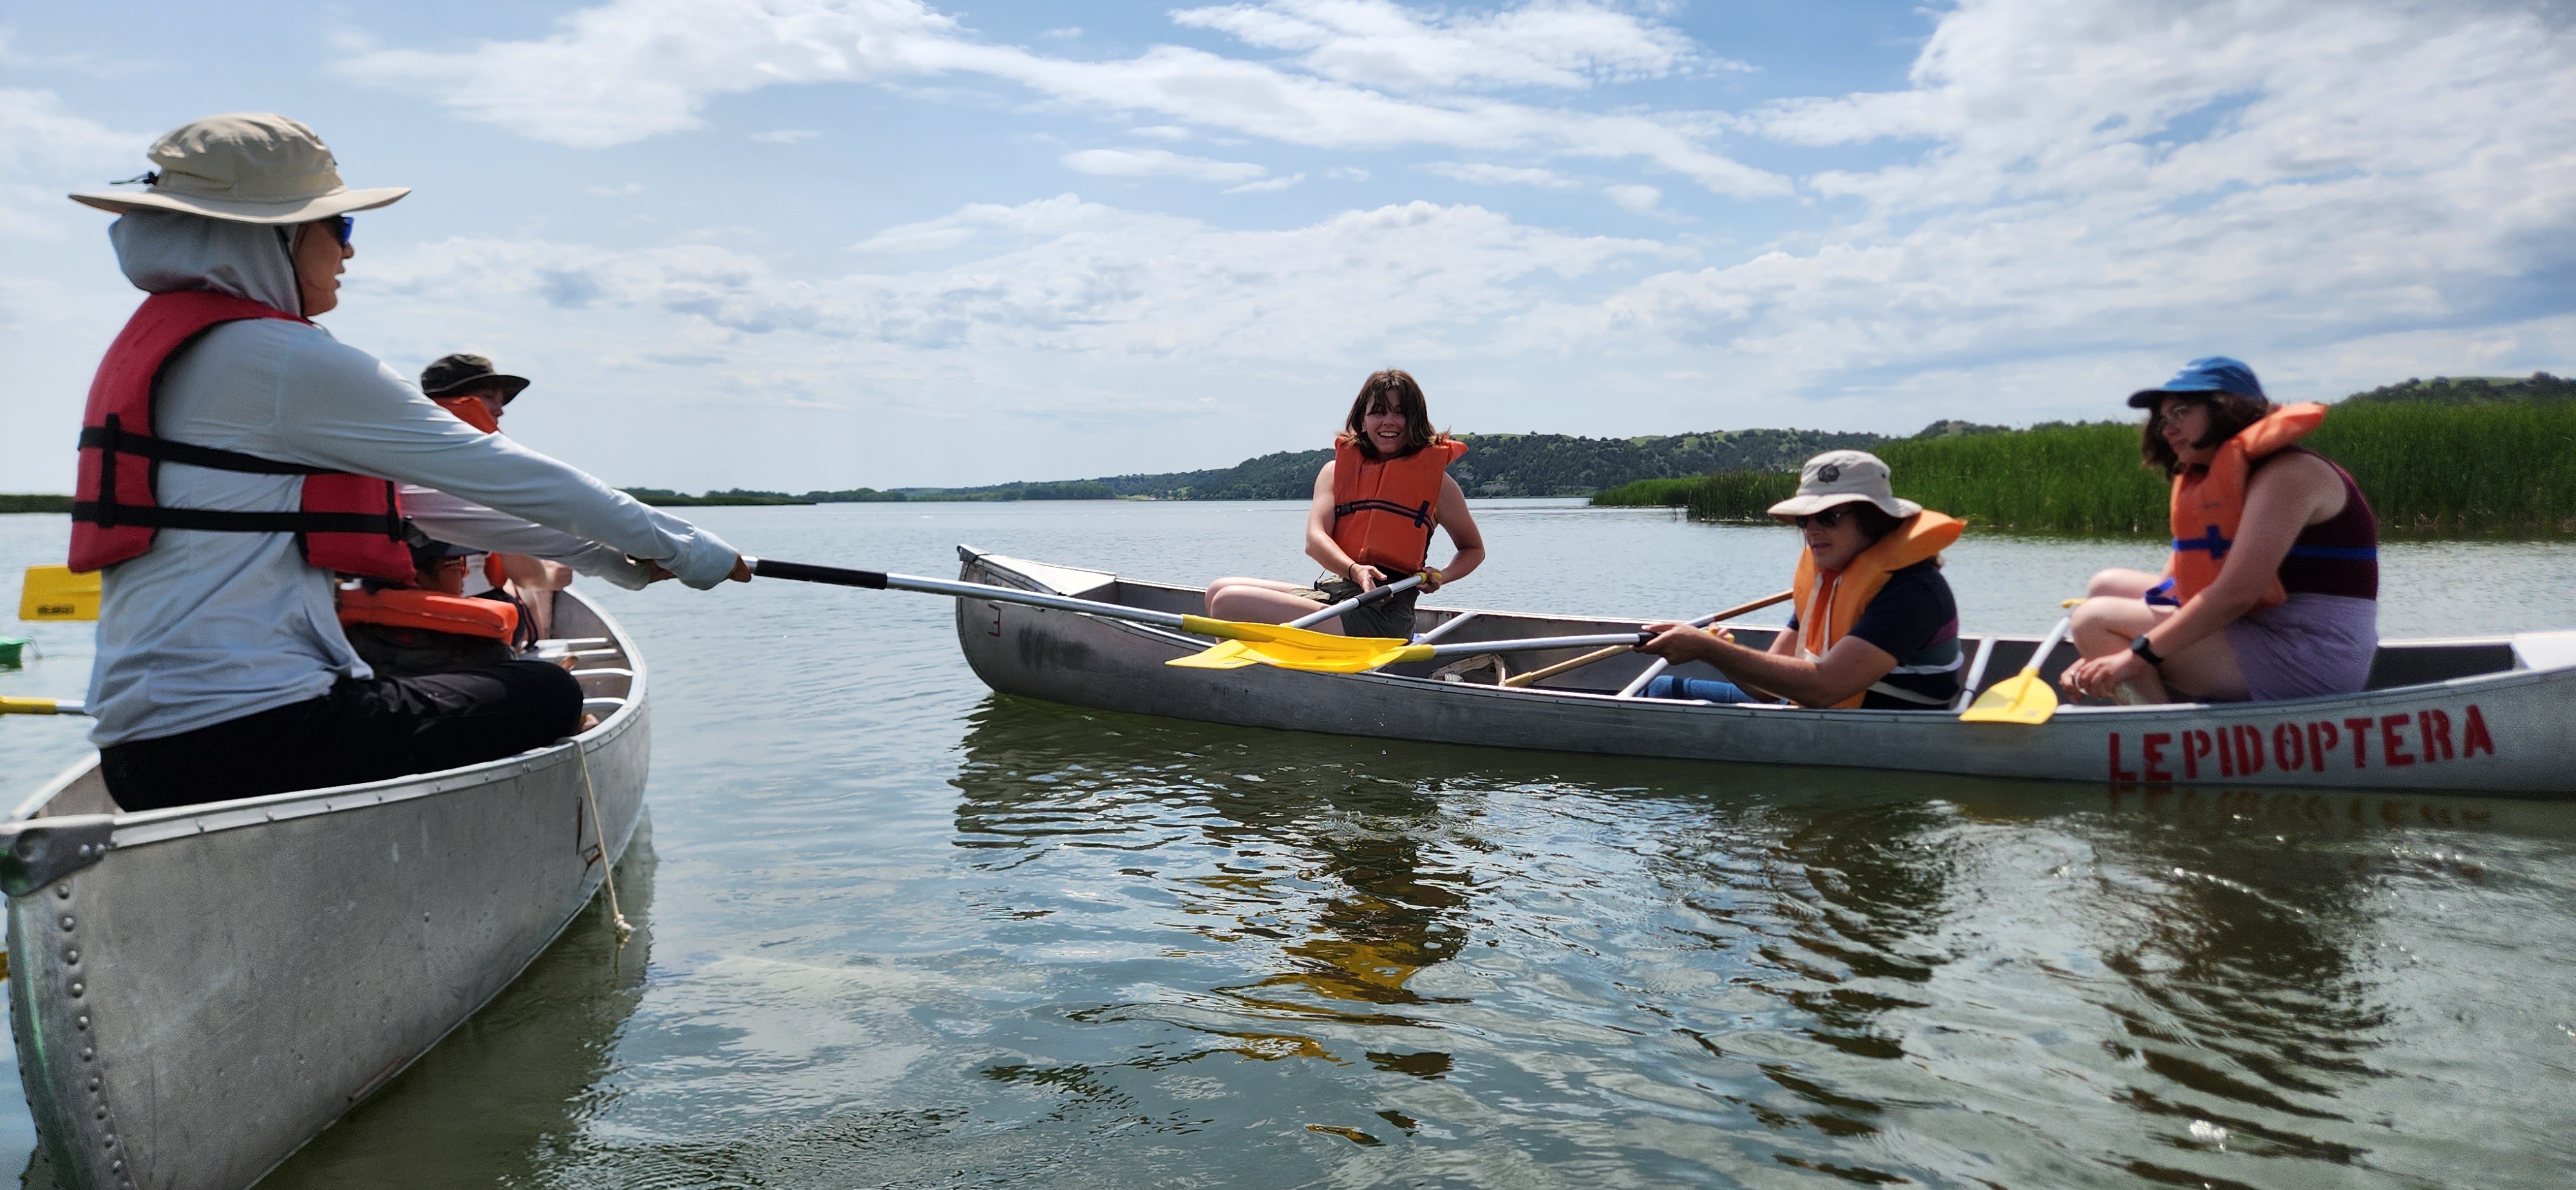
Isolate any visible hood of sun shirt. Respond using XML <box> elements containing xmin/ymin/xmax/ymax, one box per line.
<box><xmin>109</xmin><ymin>207</ymin><xmax>302</xmax><ymax>314</ymax></box>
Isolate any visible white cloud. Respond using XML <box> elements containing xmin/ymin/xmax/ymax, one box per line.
<box><xmin>1431</xmin><ymin>161</ymin><xmax>1579</xmax><ymax>189</ymax></box>
<box><xmin>1224</xmin><ymin>172</ymin><xmax>1305</xmax><ymax>194</ymax></box>
<box><xmin>585</xmin><ymin>181</ymin><xmax>647</xmax><ymax>196</ymax></box>
<box><xmin>332</xmin><ymin>0</ymin><xmax>1788</xmax><ymax>196</ymax></box>
<box><xmin>1167</xmin><ymin>0</ymin><xmax>1734</xmax><ymax>93</ymax></box>
<box><xmin>1603</xmin><ymin>183</ymin><xmax>1661</xmax><ymax>213</ymax></box>
<box><xmin>1041</xmin><ymin>26</ymin><xmax>1081</xmax><ymax>39</ymax></box>
<box><xmin>1528</xmin><ymin>0</ymin><xmax>2576</xmax><ymax>414</ymax></box>
<box><xmin>751</xmin><ymin>128</ymin><xmax>821</xmax><ymax>143</ymax></box>
<box><xmin>0</xmin><ymin>88</ymin><xmax>146</xmax><ymax>240</ymax></box>
<box><xmin>370</xmin><ymin>195</ymin><xmax>1663</xmax><ymax>364</ymax></box>
<box><xmin>1128</xmin><ymin>125</ymin><xmax>1191</xmax><ymax>141</ymax></box>
<box><xmin>0</xmin><ymin>30</ymin><xmax>153</xmax><ymax>79</ymax></box>
<box><xmin>1327</xmin><ymin>165</ymin><xmax>1370</xmax><ymax>181</ymax></box>
<box><xmin>1061</xmin><ymin>147</ymin><xmax>1267</xmax><ymax>183</ymax></box>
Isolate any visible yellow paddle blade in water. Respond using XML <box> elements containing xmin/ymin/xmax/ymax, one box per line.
<box><xmin>1958</xmin><ymin>666</ymin><xmax>2059</xmax><ymax>724</ymax></box>
<box><xmin>1166</xmin><ymin>616</ymin><xmax>1434</xmax><ymax>673</ymax></box>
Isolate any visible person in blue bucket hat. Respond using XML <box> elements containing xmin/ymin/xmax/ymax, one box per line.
<box><xmin>2058</xmin><ymin>357</ymin><xmax>2383</xmax><ymax>704</ymax></box>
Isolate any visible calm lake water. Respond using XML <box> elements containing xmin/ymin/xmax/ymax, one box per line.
<box><xmin>5</xmin><ymin>501</ymin><xmax>2576</xmax><ymax>1188</ymax></box>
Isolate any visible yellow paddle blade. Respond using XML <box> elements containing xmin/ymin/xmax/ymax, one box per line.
<box><xmin>19</xmin><ymin>565</ymin><xmax>99</xmax><ymax>622</ymax></box>
<box><xmin>1</xmin><ymin>696</ymin><xmax>72</xmax><ymax>716</ymax></box>
<box><xmin>1958</xmin><ymin>666</ymin><xmax>2059</xmax><ymax>724</ymax></box>
<box><xmin>1167</xmin><ymin>616</ymin><xmax>1432</xmax><ymax>672</ymax></box>
<box><xmin>1164</xmin><ymin>640</ymin><xmax>1263</xmax><ymax>670</ymax></box>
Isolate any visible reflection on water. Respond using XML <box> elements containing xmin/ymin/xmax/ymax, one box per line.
<box><xmin>6</xmin><ymin>504</ymin><xmax>2576</xmax><ymax>1187</ymax></box>
<box><xmin>260</xmin><ymin>824</ymin><xmax>661</xmax><ymax>1185</ymax></box>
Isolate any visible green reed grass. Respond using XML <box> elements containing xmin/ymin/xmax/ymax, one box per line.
<box><xmin>1591</xmin><ymin>402</ymin><xmax>2576</xmax><ymax>536</ymax></box>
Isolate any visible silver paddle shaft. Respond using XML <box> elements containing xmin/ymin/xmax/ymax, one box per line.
<box><xmin>1287</xmin><ymin>573</ymin><xmax>1425</xmax><ymax>630</ymax></box>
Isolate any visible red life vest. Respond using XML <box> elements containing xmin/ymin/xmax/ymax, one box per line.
<box><xmin>336</xmin><ymin>586</ymin><xmax>520</xmax><ymax>642</ymax></box>
<box><xmin>2163</xmin><ymin>402</ymin><xmax>2336</xmax><ymax>610</ymax></box>
<box><xmin>69</xmin><ymin>290</ymin><xmax>413</xmax><ymax>582</ymax></box>
<box><xmin>1329</xmin><ymin>437</ymin><xmax>1466</xmax><ymax>573</ymax></box>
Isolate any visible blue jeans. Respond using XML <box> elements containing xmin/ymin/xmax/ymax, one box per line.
<box><xmin>1642</xmin><ymin>674</ymin><xmax>1763</xmax><ymax>703</ymax></box>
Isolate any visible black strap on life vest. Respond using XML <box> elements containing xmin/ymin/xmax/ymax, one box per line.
<box><xmin>77</xmin><ymin>413</ymin><xmax>402</xmax><ymax>540</ymax></box>
<box><xmin>1331</xmin><ymin>497</ymin><xmax>1434</xmax><ymax>527</ymax></box>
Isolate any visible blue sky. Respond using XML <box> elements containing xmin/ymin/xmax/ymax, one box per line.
<box><xmin>5</xmin><ymin>0</ymin><xmax>2572</xmax><ymax>492</ymax></box>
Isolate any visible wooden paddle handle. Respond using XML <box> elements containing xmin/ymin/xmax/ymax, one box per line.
<box><xmin>1501</xmin><ymin>589</ymin><xmax>1794</xmax><ymax>688</ymax></box>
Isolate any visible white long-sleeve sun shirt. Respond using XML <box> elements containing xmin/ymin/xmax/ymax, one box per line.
<box><xmin>86</xmin><ymin>211</ymin><xmax>735</xmax><ymax>747</ymax></box>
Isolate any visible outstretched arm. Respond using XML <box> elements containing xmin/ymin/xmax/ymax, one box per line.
<box><xmin>1638</xmin><ymin>625</ymin><xmax>1897</xmax><ymax>708</ymax></box>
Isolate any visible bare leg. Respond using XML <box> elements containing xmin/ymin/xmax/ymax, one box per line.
<box><xmin>2069</xmin><ymin>595</ymin><xmax>2172</xmax><ymax>703</ymax></box>
<box><xmin>2087</xmin><ymin>567</ymin><xmax>2162</xmax><ymax>599</ymax></box>
<box><xmin>1204</xmin><ymin>577</ymin><xmax>1343</xmax><ymax>634</ymax></box>
<box><xmin>2069</xmin><ymin>588</ymin><xmax>2249</xmax><ymax>703</ymax></box>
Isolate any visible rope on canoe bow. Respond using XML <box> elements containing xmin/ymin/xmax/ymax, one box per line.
<box><xmin>576</xmin><ymin>742</ymin><xmax>633</xmax><ymax>943</ymax></box>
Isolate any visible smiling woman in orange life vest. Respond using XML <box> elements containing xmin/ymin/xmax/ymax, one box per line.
<box><xmin>1203</xmin><ymin>370</ymin><xmax>1486</xmax><ymax>638</ymax></box>
<box><xmin>2060</xmin><ymin>357</ymin><xmax>2380</xmax><ymax>705</ymax></box>
<box><xmin>1634</xmin><ymin>451</ymin><xmax>1967</xmax><ymax>710</ymax></box>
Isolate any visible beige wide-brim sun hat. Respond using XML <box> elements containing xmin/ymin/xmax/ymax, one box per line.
<box><xmin>1766</xmin><ymin>449</ymin><xmax>1922</xmax><ymax>520</ymax></box>
<box><xmin>69</xmin><ymin>113</ymin><xmax>408</xmax><ymax>225</ymax></box>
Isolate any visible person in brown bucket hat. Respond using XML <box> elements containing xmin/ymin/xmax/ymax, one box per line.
<box><xmin>62</xmin><ymin>112</ymin><xmax>750</xmax><ymax>813</ymax></box>
<box><xmin>399</xmin><ymin>351</ymin><xmax>631</xmax><ymax>647</ymax></box>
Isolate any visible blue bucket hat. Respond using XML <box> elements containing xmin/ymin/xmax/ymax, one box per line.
<box><xmin>2127</xmin><ymin>356</ymin><xmax>2265</xmax><ymax>408</ymax></box>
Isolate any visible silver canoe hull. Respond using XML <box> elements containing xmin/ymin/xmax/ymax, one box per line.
<box><xmin>3</xmin><ymin>588</ymin><xmax>649</xmax><ymax>1189</ymax></box>
<box><xmin>952</xmin><ymin>547</ymin><xmax>2576</xmax><ymax>797</ymax></box>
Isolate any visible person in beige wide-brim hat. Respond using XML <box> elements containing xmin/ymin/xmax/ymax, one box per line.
<box><xmin>1631</xmin><ymin>449</ymin><xmax>1967</xmax><ymax>711</ymax></box>
<box><xmin>63</xmin><ymin>112</ymin><xmax>751</xmax><ymax>815</ymax></box>
<box><xmin>70</xmin><ymin>112</ymin><xmax>410</xmax><ymax>224</ymax></box>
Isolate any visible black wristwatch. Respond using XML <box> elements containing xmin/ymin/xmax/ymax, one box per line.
<box><xmin>2129</xmin><ymin>634</ymin><xmax>2165</xmax><ymax>666</ymax></box>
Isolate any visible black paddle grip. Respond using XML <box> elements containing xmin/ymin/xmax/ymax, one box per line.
<box><xmin>752</xmin><ymin>558</ymin><xmax>889</xmax><ymax>589</ymax></box>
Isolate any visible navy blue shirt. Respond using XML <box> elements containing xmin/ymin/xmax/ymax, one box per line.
<box><xmin>1786</xmin><ymin>560</ymin><xmax>1962</xmax><ymax>709</ymax></box>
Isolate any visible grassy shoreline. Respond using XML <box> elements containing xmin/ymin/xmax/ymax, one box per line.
<box><xmin>1593</xmin><ymin>401</ymin><xmax>2576</xmax><ymax>537</ymax></box>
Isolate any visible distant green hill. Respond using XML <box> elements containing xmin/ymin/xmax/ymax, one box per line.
<box><xmin>2342</xmin><ymin>372</ymin><xmax>2570</xmax><ymax>404</ymax></box>
<box><xmin>806</xmin><ymin>427</ymin><xmax>1912</xmax><ymax>504</ymax></box>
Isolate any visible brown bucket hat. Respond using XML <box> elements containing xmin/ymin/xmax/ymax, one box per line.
<box><xmin>420</xmin><ymin>354</ymin><xmax>531</xmax><ymax>402</ymax></box>
<box><xmin>69</xmin><ymin>113</ymin><xmax>408</xmax><ymax>225</ymax></box>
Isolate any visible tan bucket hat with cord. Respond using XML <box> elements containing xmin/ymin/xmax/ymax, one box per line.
<box><xmin>69</xmin><ymin>113</ymin><xmax>408</xmax><ymax>225</ymax></box>
<box><xmin>1766</xmin><ymin>450</ymin><xmax>1922</xmax><ymax>521</ymax></box>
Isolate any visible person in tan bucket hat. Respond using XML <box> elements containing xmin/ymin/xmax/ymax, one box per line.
<box><xmin>62</xmin><ymin>113</ymin><xmax>750</xmax><ymax>812</ymax></box>
<box><xmin>71</xmin><ymin>112</ymin><xmax>411</xmax><ymax>224</ymax></box>
<box><xmin>1631</xmin><ymin>450</ymin><xmax>1969</xmax><ymax>710</ymax></box>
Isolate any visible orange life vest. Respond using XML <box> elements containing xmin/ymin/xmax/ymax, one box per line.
<box><xmin>430</xmin><ymin>394</ymin><xmax>500</xmax><ymax>434</ymax></box>
<box><xmin>70</xmin><ymin>290</ymin><xmax>413</xmax><ymax>581</ymax></box>
<box><xmin>1329</xmin><ymin>438</ymin><xmax>1466</xmax><ymax>573</ymax></box>
<box><xmin>1790</xmin><ymin>511</ymin><xmax>1964</xmax><ymax>708</ymax></box>
<box><xmin>336</xmin><ymin>586</ymin><xmax>519</xmax><ymax>642</ymax></box>
<box><xmin>2165</xmin><ymin>403</ymin><xmax>2327</xmax><ymax>610</ymax></box>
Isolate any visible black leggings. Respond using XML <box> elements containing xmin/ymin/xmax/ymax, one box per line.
<box><xmin>100</xmin><ymin>661</ymin><xmax>583</xmax><ymax>812</ymax></box>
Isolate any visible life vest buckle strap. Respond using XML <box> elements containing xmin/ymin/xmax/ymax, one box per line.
<box><xmin>2174</xmin><ymin>525</ymin><xmax>2233</xmax><ymax>558</ymax></box>
<box><xmin>70</xmin><ymin>503</ymin><xmax>402</xmax><ymax>536</ymax></box>
<box><xmin>76</xmin><ymin>424</ymin><xmax>332</xmax><ymax>475</ymax></box>
<box><xmin>1331</xmin><ymin>498</ymin><xmax>1434</xmax><ymax>529</ymax></box>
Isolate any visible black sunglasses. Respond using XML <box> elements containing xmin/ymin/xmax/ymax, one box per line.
<box><xmin>328</xmin><ymin>215</ymin><xmax>354</xmax><ymax>247</ymax></box>
<box><xmin>1794</xmin><ymin>508</ymin><xmax>1849</xmax><ymax>529</ymax></box>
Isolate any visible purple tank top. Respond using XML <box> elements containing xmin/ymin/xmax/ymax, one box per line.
<box><xmin>2259</xmin><ymin>447</ymin><xmax>2378</xmax><ymax>600</ymax></box>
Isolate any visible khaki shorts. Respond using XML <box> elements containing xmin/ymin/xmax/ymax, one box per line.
<box><xmin>1294</xmin><ymin>573</ymin><xmax>1421</xmax><ymax>639</ymax></box>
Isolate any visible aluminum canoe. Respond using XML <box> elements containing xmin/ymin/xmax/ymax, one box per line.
<box><xmin>951</xmin><ymin>546</ymin><xmax>2576</xmax><ymax>797</ymax></box>
<box><xmin>3</xmin><ymin>587</ymin><xmax>649</xmax><ymax>1189</ymax></box>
